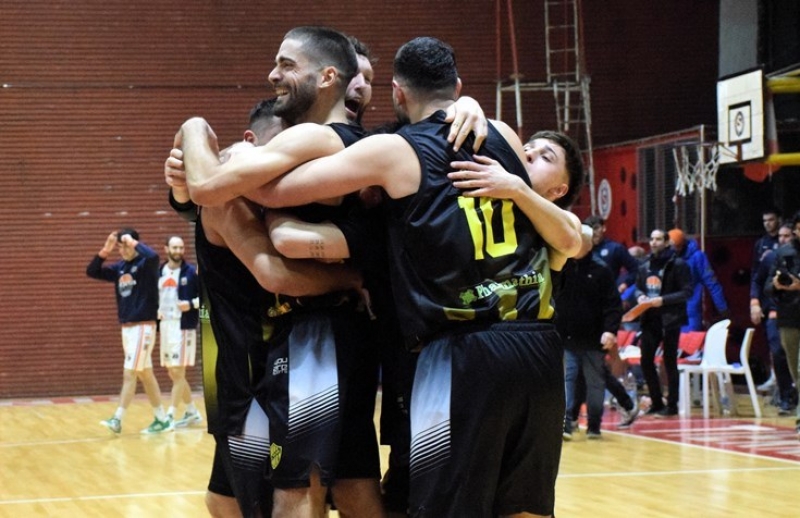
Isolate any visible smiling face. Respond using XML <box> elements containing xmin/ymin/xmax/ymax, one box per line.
<box><xmin>523</xmin><ymin>138</ymin><xmax>569</xmax><ymax>203</ymax></box>
<box><xmin>345</xmin><ymin>54</ymin><xmax>374</xmax><ymax>124</ymax></box>
<box><xmin>268</xmin><ymin>38</ymin><xmax>320</xmax><ymax>125</ymax></box>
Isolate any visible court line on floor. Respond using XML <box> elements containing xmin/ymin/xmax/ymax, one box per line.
<box><xmin>0</xmin><ymin>490</ymin><xmax>205</xmax><ymax>506</ymax></box>
<box><xmin>559</xmin><ymin>464</ymin><xmax>800</xmax><ymax>479</ymax></box>
<box><xmin>602</xmin><ymin>426</ymin><xmax>800</xmax><ymax>465</ymax></box>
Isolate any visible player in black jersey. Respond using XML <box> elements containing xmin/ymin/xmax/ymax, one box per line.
<box><xmin>254</xmin><ymin>37</ymin><xmax>582</xmax><ymax>518</ymax></box>
<box><xmin>173</xmin><ymin>27</ymin><xmax>387</xmax><ymax>517</ymax></box>
<box><xmin>168</xmin><ymin>100</ymin><xmax>285</xmax><ymax>518</ymax></box>
<box><xmin>171</xmin><ymin>31</ymin><xmax>496</xmax><ymax>511</ymax></box>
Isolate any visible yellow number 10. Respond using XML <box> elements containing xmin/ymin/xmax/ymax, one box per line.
<box><xmin>458</xmin><ymin>196</ymin><xmax>518</xmax><ymax>260</ymax></box>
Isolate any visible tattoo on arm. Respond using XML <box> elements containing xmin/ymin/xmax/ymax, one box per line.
<box><xmin>309</xmin><ymin>239</ymin><xmax>326</xmax><ymax>259</ymax></box>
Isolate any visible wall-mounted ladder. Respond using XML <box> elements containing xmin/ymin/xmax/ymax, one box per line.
<box><xmin>496</xmin><ymin>0</ymin><xmax>597</xmax><ymax>213</ymax></box>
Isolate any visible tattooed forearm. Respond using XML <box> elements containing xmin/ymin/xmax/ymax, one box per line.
<box><xmin>309</xmin><ymin>239</ymin><xmax>326</xmax><ymax>259</ymax></box>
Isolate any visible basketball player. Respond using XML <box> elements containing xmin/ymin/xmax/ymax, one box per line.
<box><xmin>250</xmin><ymin>36</ymin><xmax>581</xmax><ymax>518</ymax></box>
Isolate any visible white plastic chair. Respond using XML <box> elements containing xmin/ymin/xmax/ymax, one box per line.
<box><xmin>679</xmin><ymin>322</ymin><xmax>761</xmax><ymax>418</ymax></box>
<box><xmin>711</xmin><ymin>328</ymin><xmax>760</xmax><ymax>418</ymax></box>
<box><xmin>677</xmin><ymin>319</ymin><xmax>729</xmax><ymax>417</ymax></box>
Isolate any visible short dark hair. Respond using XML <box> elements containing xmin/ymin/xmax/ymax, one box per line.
<box><xmin>117</xmin><ymin>227</ymin><xmax>139</xmax><ymax>242</ymax></box>
<box><xmin>764</xmin><ymin>207</ymin><xmax>782</xmax><ymax>218</ymax></box>
<box><xmin>248</xmin><ymin>98</ymin><xmax>279</xmax><ymax>132</ymax></box>
<box><xmin>528</xmin><ymin>130</ymin><xmax>584</xmax><ymax>209</ymax></box>
<box><xmin>393</xmin><ymin>37</ymin><xmax>458</xmax><ymax>96</ymax></box>
<box><xmin>284</xmin><ymin>26</ymin><xmax>358</xmax><ymax>90</ymax></box>
<box><xmin>792</xmin><ymin>210</ymin><xmax>800</xmax><ymax>229</ymax></box>
<box><xmin>583</xmin><ymin>215</ymin><xmax>604</xmax><ymax>228</ymax></box>
<box><xmin>348</xmin><ymin>35</ymin><xmax>377</xmax><ymax>65</ymax></box>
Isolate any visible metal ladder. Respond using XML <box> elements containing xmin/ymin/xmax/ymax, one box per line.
<box><xmin>496</xmin><ymin>0</ymin><xmax>597</xmax><ymax>213</ymax></box>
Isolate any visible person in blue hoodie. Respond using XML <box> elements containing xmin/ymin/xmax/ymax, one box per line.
<box><xmin>668</xmin><ymin>228</ymin><xmax>729</xmax><ymax>332</ymax></box>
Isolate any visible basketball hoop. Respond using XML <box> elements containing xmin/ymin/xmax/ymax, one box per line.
<box><xmin>673</xmin><ymin>143</ymin><xmax>721</xmax><ymax>196</ymax></box>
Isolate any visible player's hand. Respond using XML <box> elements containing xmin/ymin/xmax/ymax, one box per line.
<box><xmin>177</xmin><ymin>300</ymin><xmax>191</xmax><ymax>312</ymax></box>
<box><xmin>165</xmin><ymin>148</ymin><xmax>186</xmax><ymax>188</ymax></box>
<box><xmin>448</xmin><ymin>155</ymin><xmax>523</xmax><ymax>199</ymax></box>
<box><xmin>445</xmin><ymin>96</ymin><xmax>488</xmax><ymax>152</ymax></box>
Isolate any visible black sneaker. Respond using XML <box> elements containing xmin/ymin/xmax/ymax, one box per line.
<box><xmin>654</xmin><ymin>406</ymin><xmax>678</xmax><ymax>418</ymax></box>
<box><xmin>563</xmin><ymin>418</ymin><xmax>574</xmax><ymax>441</ymax></box>
<box><xmin>643</xmin><ymin>406</ymin><xmax>664</xmax><ymax>417</ymax></box>
<box><xmin>586</xmin><ymin>428</ymin><xmax>602</xmax><ymax>440</ymax></box>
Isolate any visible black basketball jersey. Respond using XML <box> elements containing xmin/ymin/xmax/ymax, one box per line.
<box><xmin>284</xmin><ymin>122</ymin><xmax>366</xmax><ymax>224</ymax></box>
<box><xmin>387</xmin><ymin>110</ymin><xmax>554</xmax><ymax>343</ymax></box>
<box><xmin>195</xmin><ymin>210</ymin><xmax>279</xmax><ymax>435</ymax></box>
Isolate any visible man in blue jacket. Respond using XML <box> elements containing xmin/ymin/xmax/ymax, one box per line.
<box><xmin>668</xmin><ymin>229</ymin><xmax>729</xmax><ymax>332</ymax></box>
<box><xmin>158</xmin><ymin>235</ymin><xmax>202</xmax><ymax>429</ymax></box>
<box><xmin>87</xmin><ymin>228</ymin><xmax>170</xmax><ymax>434</ymax></box>
<box><xmin>585</xmin><ymin>215</ymin><xmax>640</xmax><ymax>293</ymax></box>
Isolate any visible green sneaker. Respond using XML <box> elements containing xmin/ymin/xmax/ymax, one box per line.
<box><xmin>100</xmin><ymin>417</ymin><xmax>121</xmax><ymax>434</ymax></box>
<box><xmin>141</xmin><ymin>417</ymin><xmax>174</xmax><ymax>434</ymax></box>
<box><xmin>175</xmin><ymin>410</ymin><xmax>203</xmax><ymax>428</ymax></box>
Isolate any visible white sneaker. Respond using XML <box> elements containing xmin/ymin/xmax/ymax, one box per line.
<box><xmin>757</xmin><ymin>373</ymin><xmax>776</xmax><ymax>392</ymax></box>
<box><xmin>175</xmin><ymin>410</ymin><xmax>203</xmax><ymax>428</ymax></box>
<box><xmin>141</xmin><ymin>417</ymin><xmax>174</xmax><ymax>434</ymax></box>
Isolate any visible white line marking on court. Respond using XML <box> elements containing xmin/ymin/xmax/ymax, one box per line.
<box><xmin>560</xmin><ymin>465</ymin><xmax>800</xmax><ymax>479</ymax></box>
<box><xmin>0</xmin><ymin>491</ymin><xmax>205</xmax><ymax>506</ymax></box>
<box><xmin>603</xmin><ymin>428</ymin><xmax>800</xmax><ymax>465</ymax></box>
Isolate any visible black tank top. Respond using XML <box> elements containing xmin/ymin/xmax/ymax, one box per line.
<box><xmin>388</xmin><ymin>110</ymin><xmax>554</xmax><ymax>343</ymax></box>
<box><xmin>195</xmin><ymin>212</ymin><xmax>277</xmax><ymax>434</ymax></box>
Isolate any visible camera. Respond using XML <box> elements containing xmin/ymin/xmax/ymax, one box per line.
<box><xmin>778</xmin><ymin>270</ymin><xmax>793</xmax><ymax>286</ymax></box>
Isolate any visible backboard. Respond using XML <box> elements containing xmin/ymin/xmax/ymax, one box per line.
<box><xmin>716</xmin><ymin>68</ymin><xmax>765</xmax><ymax>164</ymax></box>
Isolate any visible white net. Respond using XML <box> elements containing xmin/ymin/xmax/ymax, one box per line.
<box><xmin>672</xmin><ymin>143</ymin><xmax>720</xmax><ymax>196</ymax></box>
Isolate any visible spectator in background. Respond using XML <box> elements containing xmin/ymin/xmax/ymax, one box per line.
<box><xmin>668</xmin><ymin>228</ymin><xmax>729</xmax><ymax>332</ymax></box>
<box><xmin>752</xmin><ymin>223</ymin><xmax>796</xmax><ymax>414</ymax></box>
<box><xmin>753</xmin><ymin>208</ymin><xmax>782</xmax><ymax>279</ymax></box>
<box><xmin>158</xmin><ymin>235</ymin><xmax>202</xmax><ymax>429</ymax></box>
<box><xmin>634</xmin><ymin>229</ymin><xmax>692</xmax><ymax>417</ymax></box>
<box><xmin>765</xmin><ymin>211</ymin><xmax>800</xmax><ymax>436</ymax></box>
<box><xmin>584</xmin><ymin>215</ymin><xmax>641</xmax><ymax>293</ymax></box>
<box><xmin>621</xmin><ymin>245</ymin><xmax>647</xmax><ymax>314</ymax></box>
<box><xmin>86</xmin><ymin>229</ymin><xmax>170</xmax><ymax>434</ymax></box>
<box><xmin>557</xmin><ymin>226</ymin><xmax>633</xmax><ymax>440</ymax></box>
<box><xmin>750</xmin><ymin>208</ymin><xmax>784</xmax><ymax>395</ymax></box>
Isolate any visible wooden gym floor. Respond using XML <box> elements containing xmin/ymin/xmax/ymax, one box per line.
<box><xmin>1</xmin><ymin>392</ymin><xmax>800</xmax><ymax>517</ymax></box>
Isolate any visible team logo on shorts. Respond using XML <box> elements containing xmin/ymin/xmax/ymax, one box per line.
<box><xmin>270</xmin><ymin>442</ymin><xmax>282</xmax><ymax>469</ymax></box>
<box><xmin>273</xmin><ymin>357</ymin><xmax>288</xmax><ymax>376</ymax></box>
